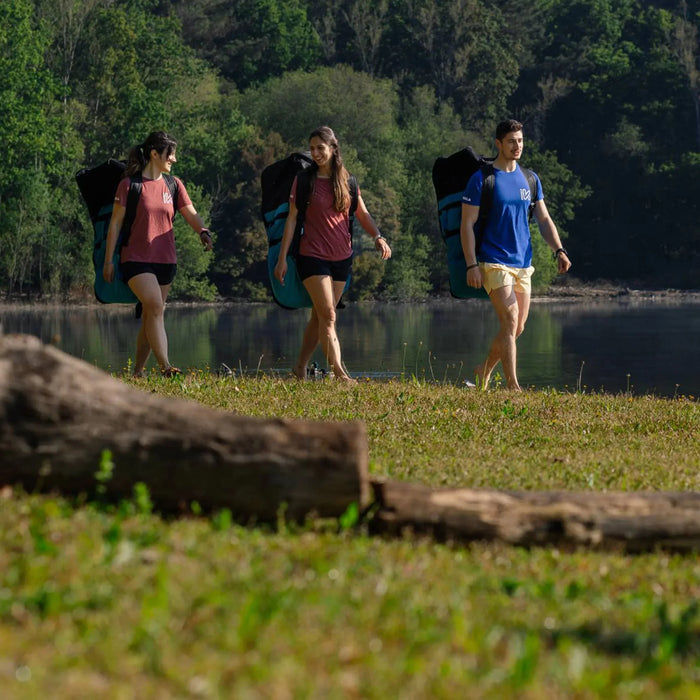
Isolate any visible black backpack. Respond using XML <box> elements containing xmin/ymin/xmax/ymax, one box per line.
<box><xmin>432</xmin><ymin>146</ymin><xmax>536</xmax><ymax>253</ymax></box>
<box><xmin>260</xmin><ymin>152</ymin><xmax>358</xmax><ymax>309</ymax></box>
<box><xmin>76</xmin><ymin>159</ymin><xmax>179</xmax><ymax>306</ymax></box>
<box><xmin>431</xmin><ymin>146</ymin><xmax>537</xmax><ymax>298</ymax></box>
<box><xmin>261</xmin><ymin>153</ymin><xmax>359</xmax><ymax>254</ymax></box>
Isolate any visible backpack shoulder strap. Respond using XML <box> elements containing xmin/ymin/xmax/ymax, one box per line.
<box><xmin>347</xmin><ymin>174</ymin><xmax>359</xmax><ymax>241</ymax></box>
<box><xmin>289</xmin><ymin>169</ymin><xmax>313</xmax><ymax>258</ymax></box>
<box><xmin>476</xmin><ymin>164</ymin><xmax>495</xmax><ymax>223</ymax></box>
<box><xmin>348</xmin><ymin>174</ymin><xmax>358</xmax><ymax>216</ymax></box>
<box><xmin>119</xmin><ymin>175</ymin><xmax>143</xmax><ymax>249</ymax></box>
<box><xmin>294</xmin><ymin>169</ymin><xmax>313</xmax><ymax>222</ymax></box>
<box><xmin>163</xmin><ymin>173</ymin><xmax>179</xmax><ymax>214</ymax></box>
<box><xmin>479</xmin><ymin>164</ymin><xmax>495</xmax><ymax>213</ymax></box>
<box><xmin>520</xmin><ymin>167</ymin><xmax>537</xmax><ymax>220</ymax></box>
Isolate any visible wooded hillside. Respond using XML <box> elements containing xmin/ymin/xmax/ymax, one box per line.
<box><xmin>2</xmin><ymin>0</ymin><xmax>698</xmax><ymax>300</ymax></box>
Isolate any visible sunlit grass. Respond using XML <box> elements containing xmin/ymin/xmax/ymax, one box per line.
<box><xmin>1</xmin><ymin>375</ymin><xmax>698</xmax><ymax>698</ymax></box>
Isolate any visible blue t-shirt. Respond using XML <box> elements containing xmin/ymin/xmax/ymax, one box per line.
<box><xmin>462</xmin><ymin>165</ymin><xmax>543</xmax><ymax>268</ymax></box>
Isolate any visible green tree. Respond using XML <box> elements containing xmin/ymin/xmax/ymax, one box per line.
<box><xmin>0</xmin><ymin>0</ymin><xmax>60</xmax><ymax>294</ymax></box>
<box><xmin>530</xmin><ymin>1</ymin><xmax>697</xmax><ymax>282</ymax></box>
<box><xmin>170</xmin><ymin>0</ymin><xmax>321</xmax><ymax>89</ymax></box>
<box><xmin>171</xmin><ymin>183</ymin><xmax>217</xmax><ymax>300</ymax></box>
<box><xmin>398</xmin><ymin>86</ymin><xmax>478</xmax><ymax>295</ymax></box>
<box><xmin>381</xmin><ymin>0</ymin><xmax>518</xmax><ymax>125</ymax></box>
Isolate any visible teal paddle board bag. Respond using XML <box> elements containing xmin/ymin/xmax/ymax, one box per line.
<box><xmin>261</xmin><ymin>153</ymin><xmax>356</xmax><ymax>309</ymax></box>
<box><xmin>261</xmin><ymin>153</ymin><xmax>314</xmax><ymax>309</ymax></box>
<box><xmin>432</xmin><ymin>147</ymin><xmax>490</xmax><ymax>299</ymax></box>
<box><xmin>76</xmin><ymin>159</ymin><xmax>138</xmax><ymax>305</ymax></box>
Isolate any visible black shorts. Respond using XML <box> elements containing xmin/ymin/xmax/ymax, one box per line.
<box><xmin>296</xmin><ymin>254</ymin><xmax>353</xmax><ymax>282</ymax></box>
<box><xmin>120</xmin><ymin>262</ymin><xmax>177</xmax><ymax>286</ymax></box>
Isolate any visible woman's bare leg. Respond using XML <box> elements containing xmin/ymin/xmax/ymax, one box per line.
<box><xmin>128</xmin><ymin>274</ymin><xmax>173</xmax><ymax>372</ymax></box>
<box><xmin>133</xmin><ymin>324</ymin><xmax>151</xmax><ymax>376</ymax></box>
<box><xmin>302</xmin><ymin>275</ymin><xmax>353</xmax><ymax>381</ymax></box>
<box><xmin>294</xmin><ymin>308</ymin><xmax>320</xmax><ymax>378</ymax></box>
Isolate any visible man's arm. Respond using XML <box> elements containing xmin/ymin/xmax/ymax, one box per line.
<box><xmin>460</xmin><ymin>203</ymin><xmax>483</xmax><ymax>288</ymax></box>
<box><xmin>533</xmin><ymin>199</ymin><xmax>571</xmax><ymax>274</ymax></box>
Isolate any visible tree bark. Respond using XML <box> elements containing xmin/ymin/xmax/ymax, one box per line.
<box><xmin>0</xmin><ymin>334</ymin><xmax>369</xmax><ymax>519</ymax></box>
<box><xmin>370</xmin><ymin>480</ymin><xmax>700</xmax><ymax>552</ymax></box>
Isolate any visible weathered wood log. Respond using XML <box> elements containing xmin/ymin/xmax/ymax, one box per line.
<box><xmin>370</xmin><ymin>480</ymin><xmax>700</xmax><ymax>552</ymax></box>
<box><xmin>0</xmin><ymin>334</ymin><xmax>369</xmax><ymax>519</ymax></box>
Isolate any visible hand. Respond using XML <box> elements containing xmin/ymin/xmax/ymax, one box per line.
<box><xmin>274</xmin><ymin>258</ymin><xmax>287</xmax><ymax>285</ymax></box>
<box><xmin>375</xmin><ymin>237</ymin><xmax>392</xmax><ymax>259</ymax></box>
<box><xmin>200</xmin><ymin>230</ymin><xmax>213</xmax><ymax>251</ymax></box>
<box><xmin>103</xmin><ymin>260</ymin><xmax>114</xmax><ymax>283</ymax></box>
<box><xmin>467</xmin><ymin>265</ymin><xmax>482</xmax><ymax>289</ymax></box>
<box><xmin>557</xmin><ymin>251</ymin><xmax>571</xmax><ymax>274</ymax></box>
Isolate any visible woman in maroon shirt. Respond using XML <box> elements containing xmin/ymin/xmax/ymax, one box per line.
<box><xmin>103</xmin><ymin>131</ymin><xmax>213</xmax><ymax>377</ymax></box>
<box><xmin>274</xmin><ymin>126</ymin><xmax>391</xmax><ymax>381</ymax></box>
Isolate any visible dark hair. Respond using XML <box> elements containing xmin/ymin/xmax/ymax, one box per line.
<box><xmin>496</xmin><ymin>119</ymin><xmax>523</xmax><ymax>141</ymax></box>
<box><xmin>125</xmin><ymin>131</ymin><xmax>177</xmax><ymax>177</ymax></box>
<box><xmin>309</xmin><ymin>126</ymin><xmax>351</xmax><ymax>213</ymax></box>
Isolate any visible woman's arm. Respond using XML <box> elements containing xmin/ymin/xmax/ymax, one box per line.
<box><xmin>180</xmin><ymin>204</ymin><xmax>213</xmax><ymax>251</ymax></box>
<box><xmin>354</xmin><ymin>193</ymin><xmax>391</xmax><ymax>259</ymax></box>
<box><xmin>103</xmin><ymin>202</ymin><xmax>126</xmax><ymax>283</ymax></box>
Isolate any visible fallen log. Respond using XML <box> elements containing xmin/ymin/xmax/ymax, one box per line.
<box><xmin>2</xmin><ymin>335</ymin><xmax>698</xmax><ymax>553</ymax></box>
<box><xmin>0</xmin><ymin>334</ymin><xmax>369</xmax><ymax>519</ymax></box>
<box><xmin>370</xmin><ymin>480</ymin><xmax>700</xmax><ymax>552</ymax></box>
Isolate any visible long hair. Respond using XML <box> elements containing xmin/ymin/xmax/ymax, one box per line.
<box><xmin>125</xmin><ymin>131</ymin><xmax>177</xmax><ymax>177</ymax></box>
<box><xmin>309</xmin><ymin>126</ymin><xmax>351</xmax><ymax>213</ymax></box>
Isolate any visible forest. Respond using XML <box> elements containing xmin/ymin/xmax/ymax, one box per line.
<box><xmin>1</xmin><ymin>0</ymin><xmax>699</xmax><ymax>302</ymax></box>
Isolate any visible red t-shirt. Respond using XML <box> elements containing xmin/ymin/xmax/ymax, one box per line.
<box><xmin>291</xmin><ymin>175</ymin><xmax>356</xmax><ymax>261</ymax></box>
<box><xmin>115</xmin><ymin>175</ymin><xmax>192</xmax><ymax>263</ymax></box>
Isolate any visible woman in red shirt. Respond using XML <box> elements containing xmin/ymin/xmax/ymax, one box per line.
<box><xmin>274</xmin><ymin>126</ymin><xmax>391</xmax><ymax>381</ymax></box>
<box><xmin>103</xmin><ymin>132</ymin><xmax>213</xmax><ymax>377</ymax></box>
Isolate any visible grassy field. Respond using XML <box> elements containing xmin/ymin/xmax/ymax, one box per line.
<box><xmin>1</xmin><ymin>374</ymin><xmax>699</xmax><ymax>699</ymax></box>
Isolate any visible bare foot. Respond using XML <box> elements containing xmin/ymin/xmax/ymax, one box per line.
<box><xmin>333</xmin><ymin>373</ymin><xmax>357</xmax><ymax>384</ymax></box>
<box><xmin>292</xmin><ymin>365</ymin><xmax>307</xmax><ymax>380</ymax></box>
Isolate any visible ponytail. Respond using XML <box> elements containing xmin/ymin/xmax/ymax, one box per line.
<box><xmin>124</xmin><ymin>131</ymin><xmax>177</xmax><ymax>178</ymax></box>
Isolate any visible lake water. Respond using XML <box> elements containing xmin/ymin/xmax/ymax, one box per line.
<box><xmin>1</xmin><ymin>298</ymin><xmax>699</xmax><ymax>397</ymax></box>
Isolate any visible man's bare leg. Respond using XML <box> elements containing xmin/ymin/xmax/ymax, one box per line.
<box><xmin>475</xmin><ymin>285</ymin><xmax>530</xmax><ymax>390</ymax></box>
<box><xmin>475</xmin><ymin>288</ymin><xmax>530</xmax><ymax>389</ymax></box>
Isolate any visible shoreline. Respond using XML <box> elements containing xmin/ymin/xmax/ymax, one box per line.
<box><xmin>1</xmin><ymin>282</ymin><xmax>699</xmax><ymax>311</ymax></box>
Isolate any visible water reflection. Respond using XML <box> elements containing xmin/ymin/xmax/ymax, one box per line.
<box><xmin>1</xmin><ymin>299</ymin><xmax>698</xmax><ymax>396</ymax></box>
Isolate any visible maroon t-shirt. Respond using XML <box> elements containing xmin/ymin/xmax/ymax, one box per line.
<box><xmin>291</xmin><ymin>175</ymin><xmax>356</xmax><ymax>261</ymax></box>
<box><xmin>115</xmin><ymin>175</ymin><xmax>192</xmax><ymax>263</ymax></box>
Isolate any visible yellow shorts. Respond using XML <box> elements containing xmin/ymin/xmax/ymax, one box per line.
<box><xmin>480</xmin><ymin>263</ymin><xmax>535</xmax><ymax>295</ymax></box>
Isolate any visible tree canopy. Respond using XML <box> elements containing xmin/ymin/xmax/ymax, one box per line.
<box><xmin>1</xmin><ymin>0</ymin><xmax>698</xmax><ymax>299</ymax></box>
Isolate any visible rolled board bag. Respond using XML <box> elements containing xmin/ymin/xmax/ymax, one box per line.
<box><xmin>76</xmin><ymin>159</ymin><xmax>138</xmax><ymax>304</ymax></box>
<box><xmin>260</xmin><ymin>152</ymin><xmax>314</xmax><ymax>309</ymax></box>
<box><xmin>261</xmin><ymin>152</ymin><xmax>356</xmax><ymax>309</ymax></box>
<box><xmin>432</xmin><ymin>146</ymin><xmax>491</xmax><ymax>300</ymax></box>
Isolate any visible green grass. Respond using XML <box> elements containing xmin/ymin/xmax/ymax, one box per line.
<box><xmin>1</xmin><ymin>375</ymin><xmax>699</xmax><ymax>698</ymax></box>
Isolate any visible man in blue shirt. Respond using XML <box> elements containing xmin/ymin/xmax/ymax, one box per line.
<box><xmin>460</xmin><ymin>119</ymin><xmax>571</xmax><ymax>391</ymax></box>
